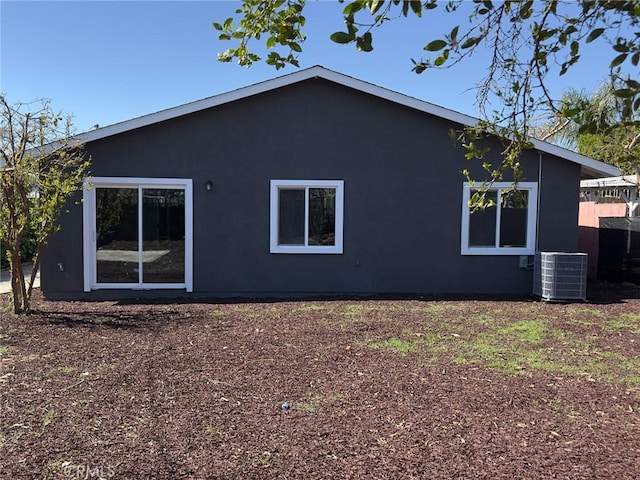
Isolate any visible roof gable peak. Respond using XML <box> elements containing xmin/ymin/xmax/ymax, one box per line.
<box><xmin>78</xmin><ymin>65</ymin><xmax>619</xmax><ymax>179</ymax></box>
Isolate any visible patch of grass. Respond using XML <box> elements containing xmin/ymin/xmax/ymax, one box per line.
<box><xmin>592</xmin><ymin>351</ymin><xmax>640</xmax><ymax>385</ymax></box>
<box><xmin>471</xmin><ymin>313</ymin><xmax>496</xmax><ymax>326</ymax></box>
<box><xmin>497</xmin><ymin>320</ymin><xmax>546</xmax><ymax>345</ymax></box>
<box><xmin>368</xmin><ymin>337</ymin><xmax>420</xmax><ymax>355</ymax></box>
<box><xmin>344</xmin><ymin>304</ymin><xmax>369</xmax><ymax>317</ymax></box>
<box><xmin>609</xmin><ymin>313</ymin><xmax>640</xmax><ymax>334</ymax></box>
<box><xmin>295</xmin><ymin>395</ymin><xmax>322</xmax><ymax>414</ymax></box>
<box><xmin>43</xmin><ymin>409</ymin><xmax>56</xmax><ymax>427</ymax></box>
<box><xmin>396</xmin><ymin>313</ymin><xmax>640</xmax><ymax>385</ymax></box>
<box><xmin>37</xmin><ymin>409</ymin><xmax>57</xmax><ymax>436</ymax></box>
<box><xmin>566</xmin><ymin>306</ymin><xmax>606</xmax><ymax>319</ymax></box>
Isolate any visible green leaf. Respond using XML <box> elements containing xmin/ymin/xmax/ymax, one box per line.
<box><xmin>346</xmin><ymin>18</ymin><xmax>359</xmax><ymax>36</ymax></box>
<box><xmin>562</xmin><ymin>107</ymin><xmax>581</xmax><ymax>117</ymax></box>
<box><xmin>290</xmin><ymin>42</ymin><xmax>302</xmax><ymax>52</ymax></box>
<box><xmin>410</xmin><ymin>0</ymin><xmax>422</xmax><ymax>17</ymax></box>
<box><xmin>212</xmin><ymin>22</ymin><xmax>223</xmax><ymax>31</ymax></box>
<box><xmin>614</xmin><ymin>88</ymin><xmax>635</xmax><ymax>98</ymax></box>
<box><xmin>370</xmin><ymin>0</ymin><xmax>384</xmax><ymax>14</ymax></box>
<box><xmin>570</xmin><ymin>41</ymin><xmax>579</xmax><ymax>56</ymax></box>
<box><xmin>537</xmin><ymin>28</ymin><xmax>556</xmax><ymax>42</ymax></box>
<box><xmin>357</xmin><ymin>31</ymin><xmax>373</xmax><ymax>52</ymax></box>
<box><xmin>266</xmin><ymin>36</ymin><xmax>277</xmax><ymax>49</ymax></box>
<box><xmin>424</xmin><ymin>39</ymin><xmax>447</xmax><ymax>51</ymax></box>
<box><xmin>626</xmin><ymin>79</ymin><xmax>640</xmax><ymax>89</ymax></box>
<box><xmin>450</xmin><ymin>26</ymin><xmax>459</xmax><ymax>43</ymax></box>
<box><xmin>343</xmin><ymin>1</ymin><xmax>363</xmax><ymax>15</ymax></box>
<box><xmin>519</xmin><ymin>1</ymin><xmax>533</xmax><ymax>19</ymax></box>
<box><xmin>401</xmin><ymin>0</ymin><xmax>409</xmax><ymax>16</ymax></box>
<box><xmin>411</xmin><ymin>59</ymin><xmax>427</xmax><ymax>74</ymax></box>
<box><xmin>558</xmin><ymin>32</ymin><xmax>567</xmax><ymax>46</ymax></box>
<box><xmin>330</xmin><ymin>31</ymin><xmax>353</xmax><ymax>44</ymax></box>
<box><xmin>434</xmin><ymin>50</ymin><xmax>449</xmax><ymax>66</ymax></box>
<box><xmin>564</xmin><ymin>25</ymin><xmax>577</xmax><ymax>36</ymax></box>
<box><xmin>586</xmin><ymin>28</ymin><xmax>604</xmax><ymax>43</ymax></box>
<box><xmin>460</xmin><ymin>37</ymin><xmax>479</xmax><ymax>49</ymax></box>
<box><xmin>613</xmin><ymin>42</ymin><xmax>629</xmax><ymax>53</ymax></box>
<box><xmin>610</xmin><ymin>53</ymin><xmax>628</xmax><ymax>68</ymax></box>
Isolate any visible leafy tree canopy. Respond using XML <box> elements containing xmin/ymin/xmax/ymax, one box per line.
<box><xmin>214</xmin><ymin>0</ymin><xmax>640</xmax><ymax>194</ymax></box>
<box><xmin>535</xmin><ymin>81</ymin><xmax>640</xmax><ymax>174</ymax></box>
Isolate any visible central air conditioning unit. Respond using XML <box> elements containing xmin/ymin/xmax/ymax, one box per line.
<box><xmin>533</xmin><ymin>252</ymin><xmax>588</xmax><ymax>302</ymax></box>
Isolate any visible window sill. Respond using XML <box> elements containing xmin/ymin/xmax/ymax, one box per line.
<box><xmin>270</xmin><ymin>246</ymin><xmax>343</xmax><ymax>254</ymax></box>
<box><xmin>461</xmin><ymin>247</ymin><xmax>534</xmax><ymax>256</ymax></box>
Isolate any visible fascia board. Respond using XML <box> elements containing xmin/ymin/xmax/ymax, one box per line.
<box><xmin>529</xmin><ymin>138</ymin><xmax>621</xmax><ymax>178</ymax></box>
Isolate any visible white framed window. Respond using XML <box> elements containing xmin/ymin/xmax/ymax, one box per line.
<box><xmin>83</xmin><ymin>177</ymin><xmax>193</xmax><ymax>292</ymax></box>
<box><xmin>461</xmin><ymin>182</ymin><xmax>537</xmax><ymax>255</ymax></box>
<box><xmin>270</xmin><ymin>180</ymin><xmax>344</xmax><ymax>254</ymax></box>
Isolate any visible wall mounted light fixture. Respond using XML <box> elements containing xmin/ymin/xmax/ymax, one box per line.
<box><xmin>205</xmin><ymin>180</ymin><xmax>213</xmax><ymax>192</ymax></box>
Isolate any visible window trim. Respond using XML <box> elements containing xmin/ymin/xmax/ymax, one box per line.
<box><xmin>82</xmin><ymin>177</ymin><xmax>193</xmax><ymax>292</ymax></box>
<box><xmin>270</xmin><ymin>179</ymin><xmax>344</xmax><ymax>254</ymax></box>
<box><xmin>461</xmin><ymin>182</ymin><xmax>538</xmax><ymax>255</ymax></box>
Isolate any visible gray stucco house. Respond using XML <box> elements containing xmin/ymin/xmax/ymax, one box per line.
<box><xmin>41</xmin><ymin>66</ymin><xmax>619</xmax><ymax>300</ymax></box>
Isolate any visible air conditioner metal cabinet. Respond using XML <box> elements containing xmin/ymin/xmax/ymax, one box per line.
<box><xmin>533</xmin><ymin>252</ymin><xmax>588</xmax><ymax>301</ymax></box>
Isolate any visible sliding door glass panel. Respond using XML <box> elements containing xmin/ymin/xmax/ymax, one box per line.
<box><xmin>142</xmin><ymin>189</ymin><xmax>185</xmax><ymax>283</ymax></box>
<box><xmin>95</xmin><ymin>188</ymin><xmax>139</xmax><ymax>283</ymax></box>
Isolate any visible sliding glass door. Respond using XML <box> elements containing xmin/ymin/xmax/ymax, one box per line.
<box><xmin>84</xmin><ymin>178</ymin><xmax>193</xmax><ymax>292</ymax></box>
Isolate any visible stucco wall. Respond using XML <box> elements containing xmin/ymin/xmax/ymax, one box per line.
<box><xmin>41</xmin><ymin>78</ymin><xmax>583</xmax><ymax>299</ymax></box>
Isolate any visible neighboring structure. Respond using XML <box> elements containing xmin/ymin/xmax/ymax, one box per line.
<box><xmin>579</xmin><ymin>175</ymin><xmax>639</xmax><ymax>281</ymax></box>
<box><xmin>41</xmin><ymin>66</ymin><xmax>619</xmax><ymax>300</ymax></box>
<box><xmin>580</xmin><ymin>175</ymin><xmax>640</xmax><ymax>216</ymax></box>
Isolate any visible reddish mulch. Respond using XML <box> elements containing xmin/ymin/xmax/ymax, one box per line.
<box><xmin>1</xmin><ymin>285</ymin><xmax>640</xmax><ymax>479</ymax></box>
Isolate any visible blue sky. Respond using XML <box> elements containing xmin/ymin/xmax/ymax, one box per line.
<box><xmin>1</xmin><ymin>0</ymin><xmax>618</xmax><ymax>134</ymax></box>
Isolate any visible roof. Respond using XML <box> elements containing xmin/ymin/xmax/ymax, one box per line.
<box><xmin>79</xmin><ymin>65</ymin><xmax>619</xmax><ymax>179</ymax></box>
<box><xmin>581</xmin><ymin>175</ymin><xmax>638</xmax><ymax>188</ymax></box>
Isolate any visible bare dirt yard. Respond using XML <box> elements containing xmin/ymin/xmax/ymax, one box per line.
<box><xmin>1</xmin><ymin>284</ymin><xmax>640</xmax><ymax>479</ymax></box>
